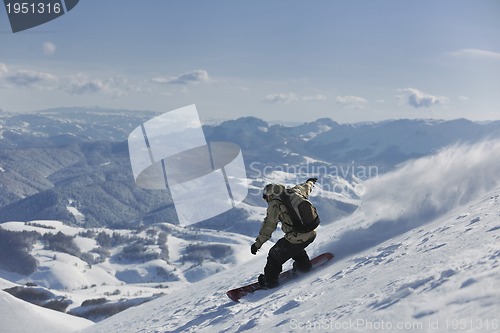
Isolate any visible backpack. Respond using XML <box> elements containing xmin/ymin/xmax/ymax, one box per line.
<box><xmin>279</xmin><ymin>188</ymin><xmax>320</xmax><ymax>232</ymax></box>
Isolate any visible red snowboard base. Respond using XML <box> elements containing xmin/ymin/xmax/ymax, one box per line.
<box><xmin>226</xmin><ymin>252</ymin><xmax>334</xmax><ymax>302</ymax></box>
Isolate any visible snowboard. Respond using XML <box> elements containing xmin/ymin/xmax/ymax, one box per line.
<box><xmin>226</xmin><ymin>252</ymin><xmax>334</xmax><ymax>302</ymax></box>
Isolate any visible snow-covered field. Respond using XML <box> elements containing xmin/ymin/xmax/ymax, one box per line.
<box><xmin>0</xmin><ymin>288</ymin><xmax>93</xmax><ymax>333</ymax></box>
<box><xmin>0</xmin><ymin>220</ymin><xmax>257</xmax><ymax>324</ymax></box>
<box><xmin>0</xmin><ymin>221</ymin><xmax>255</xmax><ymax>286</ymax></box>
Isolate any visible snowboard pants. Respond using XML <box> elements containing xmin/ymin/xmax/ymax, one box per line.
<box><xmin>264</xmin><ymin>235</ymin><xmax>316</xmax><ymax>284</ymax></box>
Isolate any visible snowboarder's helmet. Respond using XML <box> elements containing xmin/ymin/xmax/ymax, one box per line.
<box><xmin>262</xmin><ymin>183</ymin><xmax>285</xmax><ymax>201</ymax></box>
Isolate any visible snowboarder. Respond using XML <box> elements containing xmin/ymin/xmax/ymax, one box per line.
<box><xmin>251</xmin><ymin>178</ymin><xmax>320</xmax><ymax>288</ymax></box>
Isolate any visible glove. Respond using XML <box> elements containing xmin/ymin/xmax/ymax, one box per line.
<box><xmin>307</xmin><ymin>177</ymin><xmax>318</xmax><ymax>184</ymax></box>
<box><xmin>251</xmin><ymin>243</ymin><xmax>259</xmax><ymax>255</ymax></box>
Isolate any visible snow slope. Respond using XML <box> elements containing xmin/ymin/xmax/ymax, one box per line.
<box><xmin>0</xmin><ymin>290</ymin><xmax>93</xmax><ymax>333</ymax></box>
<box><xmin>81</xmin><ymin>140</ymin><xmax>500</xmax><ymax>333</ymax></box>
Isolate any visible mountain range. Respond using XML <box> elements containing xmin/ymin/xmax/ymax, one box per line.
<box><xmin>2</xmin><ymin>107</ymin><xmax>500</xmax><ymax>230</ymax></box>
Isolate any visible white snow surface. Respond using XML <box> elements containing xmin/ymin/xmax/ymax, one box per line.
<box><xmin>80</xmin><ymin>141</ymin><xmax>500</xmax><ymax>333</ymax></box>
<box><xmin>0</xmin><ymin>290</ymin><xmax>93</xmax><ymax>333</ymax></box>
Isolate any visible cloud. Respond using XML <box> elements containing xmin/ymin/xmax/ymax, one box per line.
<box><xmin>449</xmin><ymin>48</ymin><xmax>500</xmax><ymax>61</ymax></box>
<box><xmin>263</xmin><ymin>93</ymin><xmax>327</xmax><ymax>104</ymax></box>
<box><xmin>263</xmin><ymin>92</ymin><xmax>299</xmax><ymax>104</ymax></box>
<box><xmin>0</xmin><ymin>63</ymin><xmax>8</xmax><ymax>76</ymax></box>
<box><xmin>0</xmin><ymin>65</ymin><xmax>130</xmax><ymax>97</ymax></box>
<box><xmin>64</xmin><ymin>74</ymin><xmax>130</xmax><ymax>96</ymax></box>
<box><xmin>397</xmin><ymin>88</ymin><xmax>448</xmax><ymax>108</ymax></box>
<box><xmin>5</xmin><ymin>69</ymin><xmax>57</xmax><ymax>87</ymax></box>
<box><xmin>68</xmin><ymin>80</ymin><xmax>106</xmax><ymax>95</ymax></box>
<box><xmin>62</xmin><ymin>73</ymin><xmax>104</xmax><ymax>95</ymax></box>
<box><xmin>151</xmin><ymin>77</ymin><xmax>170</xmax><ymax>84</ymax></box>
<box><xmin>302</xmin><ymin>94</ymin><xmax>327</xmax><ymax>102</ymax></box>
<box><xmin>42</xmin><ymin>42</ymin><xmax>56</xmax><ymax>55</ymax></box>
<box><xmin>335</xmin><ymin>95</ymin><xmax>368</xmax><ymax>109</ymax></box>
<box><xmin>153</xmin><ymin>70</ymin><xmax>210</xmax><ymax>85</ymax></box>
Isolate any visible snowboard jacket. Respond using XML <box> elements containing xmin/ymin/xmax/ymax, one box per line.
<box><xmin>254</xmin><ymin>180</ymin><xmax>317</xmax><ymax>249</ymax></box>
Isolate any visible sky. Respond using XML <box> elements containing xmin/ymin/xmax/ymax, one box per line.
<box><xmin>0</xmin><ymin>0</ymin><xmax>499</xmax><ymax>123</ymax></box>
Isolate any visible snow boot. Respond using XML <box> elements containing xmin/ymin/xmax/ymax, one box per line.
<box><xmin>258</xmin><ymin>274</ymin><xmax>279</xmax><ymax>289</ymax></box>
<box><xmin>292</xmin><ymin>259</ymin><xmax>312</xmax><ymax>273</ymax></box>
